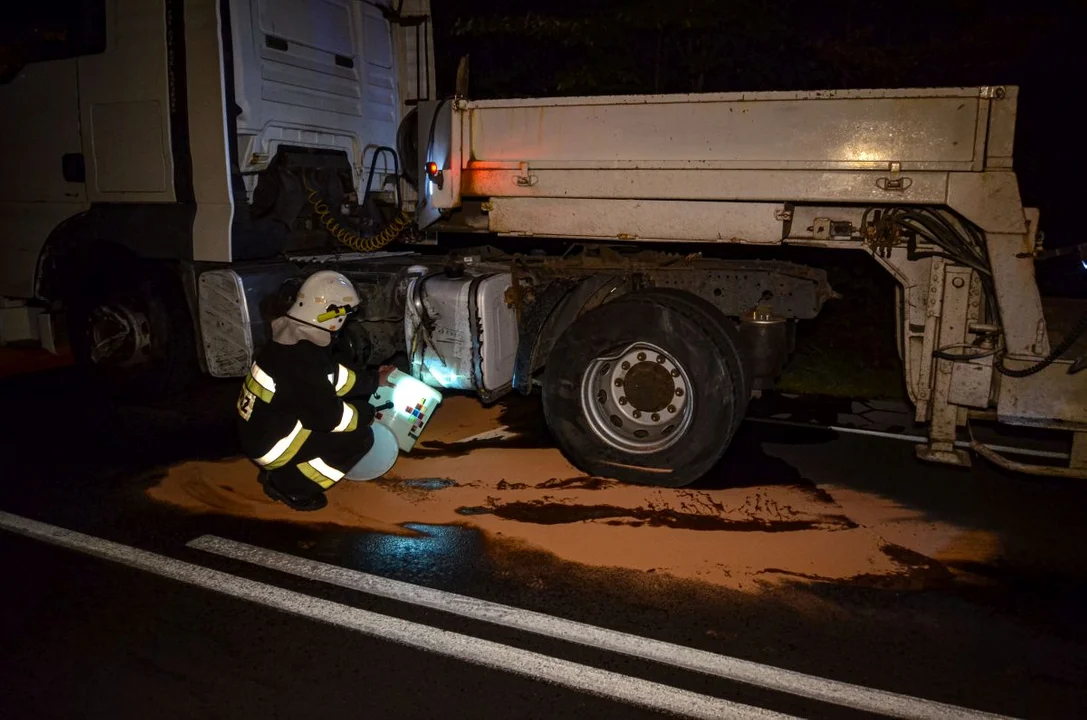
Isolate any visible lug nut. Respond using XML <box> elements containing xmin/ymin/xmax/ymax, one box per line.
<box><xmin>671</xmin><ymin>369</ymin><xmax>680</xmax><ymax>377</ymax></box>
<box><xmin>656</xmin><ymin>354</ymin><xmax>665</xmax><ymax>363</ymax></box>
<box><xmin>618</xmin><ymin>396</ymin><xmax>628</xmax><ymax>405</ymax></box>
<box><xmin>614</xmin><ymin>378</ymin><xmax>623</xmax><ymax>387</ymax></box>
<box><xmin>651</xmin><ymin>413</ymin><xmax>660</xmax><ymax>422</ymax></box>
<box><xmin>633</xmin><ymin>410</ymin><xmax>642</xmax><ymax>419</ymax></box>
<box><xmin>675</xmin><ymin>388</ymin><xmax>684</xmax><ymax>397</ymax></box>
<box><xmin>667</xmin><ymin>404</ymin><xmax>676</xmax><ymax>413</ymax></box>
<box><xmin>621</xmin><ymin>361</ymin><xmax>630</xmax><ymax>370</ymax></box>
<box><xmin>637</xmin><ymin>352</ymin><xmax>646</xmax><ymax>361</ymax></box>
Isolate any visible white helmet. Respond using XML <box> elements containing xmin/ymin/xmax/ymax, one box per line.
<box><xmin>288</xmin><ymin>270</ymin><xmax>360</xmax><ymax>332</ymax></box>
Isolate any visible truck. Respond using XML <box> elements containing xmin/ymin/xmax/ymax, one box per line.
<box><xmin>3</xmin><ymin>0</ymin><xmax>1085</xmax><ymax>485</ymax></box>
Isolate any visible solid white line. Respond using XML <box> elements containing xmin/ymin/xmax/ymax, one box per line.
<box><xmin>0</xmin><ymin>511</ymin><xmax>789</xmax><ymax>720</ymax></box>
<box><xmin>747</xmin><ymin>418</ymin><xmax>1070</xmax><ymax>461</ymax></box>
<box><xmin>189</xmin><ymin>534</ymin><xmax>1012</xmax><ymax>720</ymax></box>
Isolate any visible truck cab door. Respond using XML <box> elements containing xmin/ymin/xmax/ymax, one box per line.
<box><xmin>0</xmin><ymin>2</ymin><xmax>101</xmax><ymax>299</ymax></box>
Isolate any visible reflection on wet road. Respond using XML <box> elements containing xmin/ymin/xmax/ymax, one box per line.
<box><xmin>345</xmin><ymin>523</ymin><xmax>488</xmax><ymax>586</ymax></box>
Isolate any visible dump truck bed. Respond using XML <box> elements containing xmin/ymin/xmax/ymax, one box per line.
<box><xmin>462</xmin><ymin>87</ymin><xmax>1013</xmax><ymax>172</ymax></box>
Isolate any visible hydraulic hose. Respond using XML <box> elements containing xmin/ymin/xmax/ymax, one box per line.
<box><xmin>993</xmin><ymin>309</ymin><xmax>1087</xmax><ymax>377</ymax></box>
<box><xmin>867</xmin><ymin>206</ymin><xmax>1087</xmax><ymax>376</ymax></box>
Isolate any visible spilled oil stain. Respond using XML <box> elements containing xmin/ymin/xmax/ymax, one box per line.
<box><xmin>456</xmin><ymin>499</ymin><xmax>858</xmax><ymax>532</ymax></box>
<box><xmin>414</xmin><ymin>394</ymin><xmax>552</xmax><ymax>458</ymax></box>
<box><xmin>692</xmin><ymin>423</ymin><xmax>834</xmax><ymax>491</ymax></box>
<box><xmin>761</xmin><ymin>542</ymin><xmax>956</xmax><ymax>591</ymax></box>
<box><xmin>789</xmin><ymin>481</ymin><xmax>838</xmax><ymax>505</ymax></box>
<box><xmin>864</xmin><ymin>543</ymin><xmax>956</xmax><ymax>588</ymax></box>
<box><xmin>535</xmin><ymin>476</ymin><xmax>613</xmax><ymax>490</ymax></box>
<box><xmin>456</xmin><ymin>506</ymin><xmax>496</xmax><ymax>516</ymax></box>
<box><xmin>414</xmin><ymin>435</ymin><xmax>543</xmax><ymax>458</ymax></box>
<box><xmin>400</xmin><ymin>478</ymin><xmax>458</xmax><ymax>490</ymax></box>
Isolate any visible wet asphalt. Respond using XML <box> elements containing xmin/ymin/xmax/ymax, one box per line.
<box><xmin>2</xmin><ymin>366</ymin><xmax>1087</xmax><ymax>718</ymax></box>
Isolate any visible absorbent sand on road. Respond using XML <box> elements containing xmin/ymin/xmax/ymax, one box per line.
<box><xmin>147</xmin><ymin>396</ymin><xmax>999</xmax><ymax>591</ymax></box>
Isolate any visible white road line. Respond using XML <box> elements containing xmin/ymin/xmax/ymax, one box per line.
<box><xmin>0</xmin><ymin>512</ymin><xmax>788</xmax><ymax>720</ymax></box>
<box><xmin>190</xmin><ymin>534</ymin><xmax>1012</xmax><ymax>720</ymax></box>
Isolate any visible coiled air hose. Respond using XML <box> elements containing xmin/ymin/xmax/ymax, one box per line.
<box><xmin>302</xmin><ymin>151</ymin><xmax>412</xmax><ymax>253</ymax></box>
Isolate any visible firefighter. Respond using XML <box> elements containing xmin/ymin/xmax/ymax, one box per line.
<box><xmin>236</xmin><ymin>270</ymin><xmax>394</xmax><ymax>511</ymax></box>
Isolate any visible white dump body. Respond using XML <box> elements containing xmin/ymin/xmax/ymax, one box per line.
<box><xmin>419</xmin><ymin>86</ymin><xmax>1017</xmax><ymax>224</ymax></box>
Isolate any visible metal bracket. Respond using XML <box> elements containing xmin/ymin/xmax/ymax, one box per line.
<box><xmin>514</xmin><ymin>162</ymin><xmax>537</xmax><ymax>187</ymax></box>
<box><xmin>971</xmin><ymin>440</ymin><xmax>1087</xmax><ymax>479</ymax></box>
<box><xmin>876</xmin><ymin>176</ymin><xmax>913</xmax><ymax>192</ymax></box>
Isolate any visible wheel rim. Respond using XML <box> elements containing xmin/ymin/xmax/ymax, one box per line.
<box><xmin>88</xmin><ymin>303</ymin><xmax>152</xmax><ymax>368</ymax></box>
<box><xmin>580</xmin><ymin>341</ymin><xmax>693</xmax><ymax>454</ymax></box>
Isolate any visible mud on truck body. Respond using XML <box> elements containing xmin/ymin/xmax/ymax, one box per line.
<box><xmin>2</xmin><ymin>0</ymin><xmax>1085</xmax><ymax>485</ymax></box>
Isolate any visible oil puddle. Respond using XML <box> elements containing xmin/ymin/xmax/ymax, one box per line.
<box><xmin>763</xmin><ymin>543</ymin><xmax>957</xmax><ymax>591</ymax></box>
<box><xmin>457</xmin><ymin>499</ymin><xmax>857</xmax><ymax>532</ymax></box>
<box><xmin>400</xmin><ymin>478</ymin><xmax>458</xmax><ymax>490</ymax></box>
<box><xmin>413</xmin><ymin>394</ymin><xmax>552</xmax><ymax>458</ymax></box>
<box><xmin>535</xmin><ymin>476</ymin><xmax>613</xmax><ymax>490</ymax></box>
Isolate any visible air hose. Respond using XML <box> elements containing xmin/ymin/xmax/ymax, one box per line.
<box><xmin>302</xmin><ymin>160</ymin><xmax>412</xmax><ymax>253</ymax></box>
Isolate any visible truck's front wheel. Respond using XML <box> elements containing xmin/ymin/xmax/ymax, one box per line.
<box><xmin>542</xmin><ymin>292</ymin><xmax>748</xmax><ymax>487</ymax></box>
<box><xmin>67</xmin><ymin>263</ymin><xmax>196</xmax><ymax>400</ymax></box>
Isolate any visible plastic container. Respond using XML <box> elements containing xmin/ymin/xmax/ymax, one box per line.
<box><xmin>367</xmin><ymin>369</ymin><xmax>443</xmax><ymax>453</ymax></box>
<box><xmin>344</xmin><ymin>423</ymin><xmax>399</xmax><ymax>481</ymax></box>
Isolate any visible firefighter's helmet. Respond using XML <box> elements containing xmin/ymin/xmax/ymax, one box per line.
<box><xmin>287</xmin><ymin>270</ymin><xmax>360</xmax><ymax>332</ymax></box>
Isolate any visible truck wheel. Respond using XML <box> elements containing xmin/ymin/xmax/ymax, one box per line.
<box><xmin>542</xmin><ymin>292</ymin><xmax>748</xmax><ymax>487</ymax></box>
<box><xmin>67</xmin><ymin>264</ymin><xmax>196</xmax><ymax>400</ymax></box>
<box><xmin>625</xmin><ymin>288</ymin><xmax>752</xmax><ymax>437</ymax></box>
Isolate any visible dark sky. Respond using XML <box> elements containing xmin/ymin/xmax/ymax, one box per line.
<box><xmin>429</xmin><ymin>1</ymin><xmax>1083</xmax><ymax>289</ymax></box>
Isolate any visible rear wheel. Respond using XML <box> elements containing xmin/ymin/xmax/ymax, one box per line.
<box><xmin>542</xmin><ymin>291</ymin><xmax>749</xmax><ymax>487</ymax></box>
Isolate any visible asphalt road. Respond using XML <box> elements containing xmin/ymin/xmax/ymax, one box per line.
<box><xmin>2</xmin><ymin>366</ymin><xmax>1086</xmax><ymax>719</ymax></box>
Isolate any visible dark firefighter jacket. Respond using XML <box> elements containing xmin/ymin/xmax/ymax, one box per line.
<box><xmin>236</xmin><ymin>339</ymin><xmax>379</xmax><ymax>471</ymax></box>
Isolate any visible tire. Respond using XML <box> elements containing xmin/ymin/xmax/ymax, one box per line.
<box><xmin>542</xmin><ymin>291</ymin><xmax>749</xmax><ymax>487</ymax></box>
<box><xmin>620</xmin><ymin>288</ymin><xmax>752</xmax><ymax>438</ymax></box>
<box><xmin>67</xmin><ymin>262</ymin><xmax>197</xmax><ymax>401</ymax></box>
